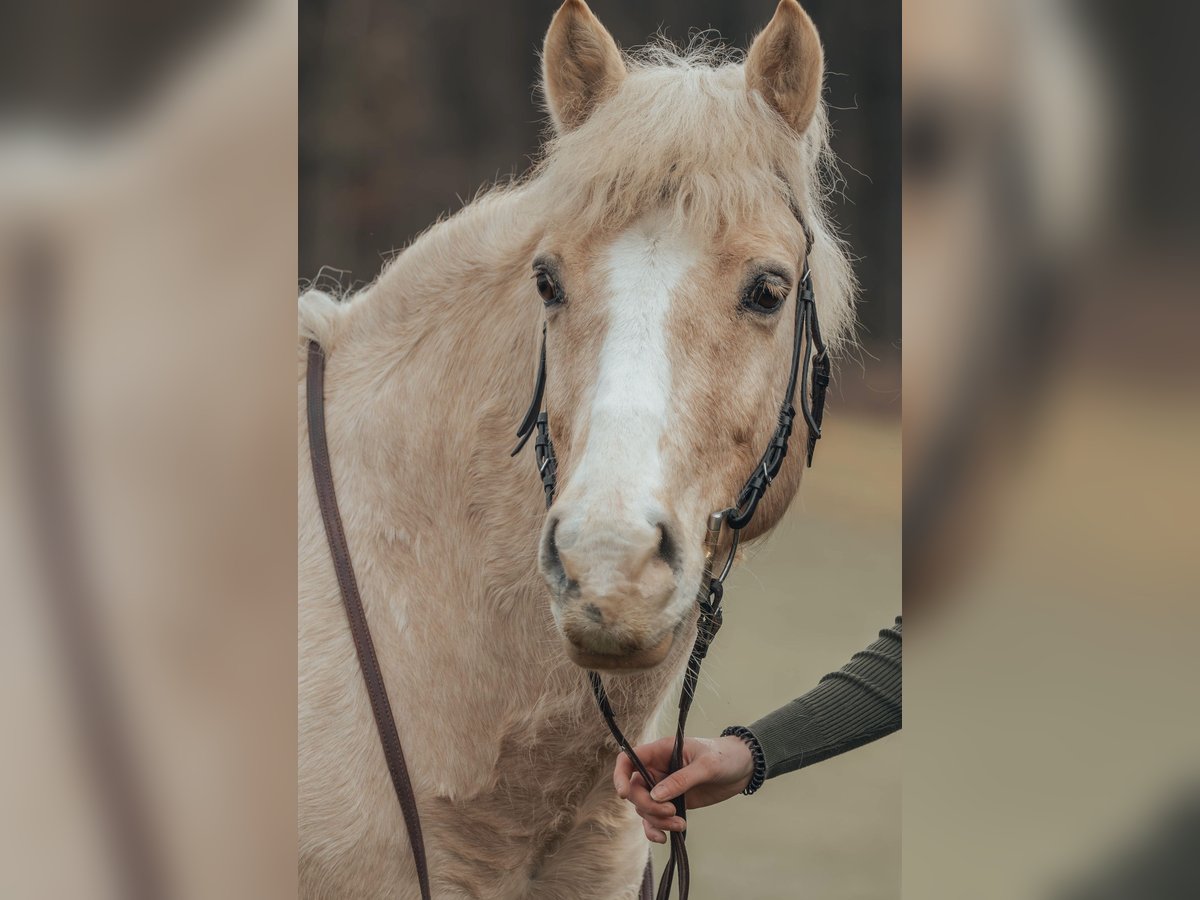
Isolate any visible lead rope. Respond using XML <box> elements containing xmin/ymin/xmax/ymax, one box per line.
<box><xmin>513</xmin><ymin>265</ymin><xmax>827</xmax><ymax>900</ymax></box>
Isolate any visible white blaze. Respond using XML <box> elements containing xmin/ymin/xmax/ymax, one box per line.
<box><xmin>566</xmin><ymin>216</ymin><xmax>698</xmax><ymax>533</ymax></box>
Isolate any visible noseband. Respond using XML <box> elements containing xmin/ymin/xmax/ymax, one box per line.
<box><xmin>512</xmin><ymin>256</ymin><xmax>829</xmax><ymax>900</ymax></box>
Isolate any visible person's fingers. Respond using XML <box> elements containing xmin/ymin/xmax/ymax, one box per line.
<box><xmin>627</xmin><ymin>736</ymin><xmax>677</xmax><ymax>771</ymax></box>
<box><xmin>648</xmin><ymin>757</ymin><xmax>715</xmax><ymax>803</ymax></box>
<box><xmin>613</xmin><ymin>752</ymin><xmax>633</xmax><ymax>799</ymax></box>
<box><xmin>642</xmin><ymin>818</ymin><xmax>667</xmax><ymax>844</ymax></box>
<box><xmin>627</xmin><ymin>772</ymin><xmax>677</xmax><ymax>819</ymax></box>
<box><xmin>616</xmin><ymin>738</ymin><xmax>676</xmax><ymax>800</ymax></box>
<box><xmin>641</xmin><ymin>813</ymin><xmax>687</xmax><ymax>833</ymax></box>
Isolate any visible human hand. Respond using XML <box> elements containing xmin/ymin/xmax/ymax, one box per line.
<box><xmin>612</xmin><ymin>735</ymin><xmax>754</xmax><ymax>843</ymax></box>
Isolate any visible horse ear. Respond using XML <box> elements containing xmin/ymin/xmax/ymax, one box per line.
<box><xmin>745</xmin><ymin>0</ymin><xmax>824</xmax><ymax>135</ymax></box>
<box><xmin>542</xmin><ymin>0</ymin><xmax>627</xmax><ymax>132</ymax></box>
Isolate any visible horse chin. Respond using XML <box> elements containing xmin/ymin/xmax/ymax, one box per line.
<box><xmin>563</xmin><ymin>630</ymin><xmax>676</xmax><ymax>673</ymax></box>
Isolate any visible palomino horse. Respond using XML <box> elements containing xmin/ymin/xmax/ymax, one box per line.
<box><xmin>299</xmin><ymin>1</ymin><xmax>856</xmax><ymax>896</ymax></box>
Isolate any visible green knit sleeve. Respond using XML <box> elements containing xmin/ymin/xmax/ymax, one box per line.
<box><xmin>737</xmin><ymin>616</ymin><xmax>901</xmax><ymax>781</ymax></box>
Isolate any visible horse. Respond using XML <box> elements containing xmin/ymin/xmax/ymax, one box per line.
<box><xmin>298</xmin><ymin>1</ymin><xmax>856</xmax><ymax>896</ymax></box>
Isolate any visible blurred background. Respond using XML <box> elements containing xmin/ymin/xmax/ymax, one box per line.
<box><xmin>903</xmin><ymin>0</ymin><xmax>1200</xmax><ymax>898</ymax></box>
<box><xmin>1</xmin><ymin>1</ymin><xmax>297</xmax><ymax>897</ymax></box>
<box><xmin>300</xmin><ymin>2</ymin><xmax>902</xmax><ymax>898</ymax></box>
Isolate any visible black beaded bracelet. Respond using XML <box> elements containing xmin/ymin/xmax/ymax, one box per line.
<box><xmin>720</xmin><ymin>725</ymin><xmax>767</xmax><ymax>796</ymax></box>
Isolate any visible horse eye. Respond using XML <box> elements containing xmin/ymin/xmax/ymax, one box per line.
<box><xmin>534</xmin><ymin>270</ymin><xmax>562</xmax><ymax>306</ymax></box>
<box><xmin>743</xmin><ymin>277</ymin><xmax>788</xmax><ymax>314</ymax></box>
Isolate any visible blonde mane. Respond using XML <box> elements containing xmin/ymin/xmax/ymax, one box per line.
<box><xmin>301</xmin><ymin>39</ymin><xmax>857</xmax><ymax>358</ymax></box>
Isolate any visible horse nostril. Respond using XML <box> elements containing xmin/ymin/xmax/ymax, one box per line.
<box><xmin>655</xmin><ymin>521</ymin><xmax>680</xmax><ymax>572</ymax></box>
<box><xmin>542</xmin><ymin>517</ymin><xmax>566</xmax><ymax>585</ymax></box>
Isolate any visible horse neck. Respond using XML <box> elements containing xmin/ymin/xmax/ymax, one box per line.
<box><xmin>328</xmin><ymin>187</ymin><xmax>549</xmax><ymax>598</ymax></box>
<box><xmin>341</xmin><ymin>188</ymin><xmax>543</xmax><ymax>385</ymax></box>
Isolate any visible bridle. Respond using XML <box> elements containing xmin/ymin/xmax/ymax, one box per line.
<box><xmin>305</xmin><ymin>228</ymin><xmax>829</xmax><ymax>900</ymax></box>
<box><xmin>511</xmin><ymin>241</ymin><xmax>830</xmax><ymax>900</ymax></box>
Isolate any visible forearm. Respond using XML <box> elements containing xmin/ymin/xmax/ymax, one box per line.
<box><xmin>731</xmin><ymin>617</ymin><xmax>902</xmax><ymax>784</ymax></box>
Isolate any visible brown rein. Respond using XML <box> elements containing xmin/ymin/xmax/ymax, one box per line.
<box><xmin>306</xmin><ymin>340</ymin><xmax>432</xmax><ymax>900</ymax></box>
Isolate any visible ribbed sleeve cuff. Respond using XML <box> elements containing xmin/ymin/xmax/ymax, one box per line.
<box><xmin>745</xmin><ymin>702</ymin><xmax>828</xmax><ymax>779</ymax></box>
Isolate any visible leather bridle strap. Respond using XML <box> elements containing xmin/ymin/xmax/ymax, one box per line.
<box><xmin>727</xmin><ymin>265</ymin><xmax>826</xmax><ymax>528</ymax></box>
<box><xmin>306</xmin><ymin>340</ymin><xmax>433</xmax><ymax>900</ymax></box>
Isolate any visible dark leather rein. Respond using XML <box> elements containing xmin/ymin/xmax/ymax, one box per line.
<box><xmin>511</xmin><ymin>262</ymin><xmax>829</xmax><ymax>900</ymax></box>
<box><xmin>305</xmin><ymin>252</ymin><xmax>828</xmax><ymax>900</ymax></box>
<box><xmin>306</xmin><ymin>341</ymin><xmax>432</xmax><ymax>900</ymax></box>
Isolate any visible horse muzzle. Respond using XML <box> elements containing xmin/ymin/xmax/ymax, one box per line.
<box><xmin>540</xmin><ymin>509</ymin><xmax>687</xmax><ymax>670</ymax></box>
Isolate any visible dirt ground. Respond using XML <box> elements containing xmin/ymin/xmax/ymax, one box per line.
<box><xmin>648</xmin><ymin>410</ymin><xmax>901</xmax><ymax>900</ymax></box>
